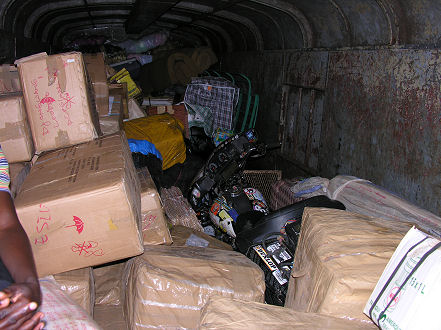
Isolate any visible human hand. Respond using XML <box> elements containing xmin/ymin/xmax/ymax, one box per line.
<box><xmin>0</xmin><ymin>283</ymin><xmax>44</xmax><ymax>330</ymax></box>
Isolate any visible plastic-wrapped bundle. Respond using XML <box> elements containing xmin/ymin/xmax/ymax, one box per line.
<box><xmin>52</xmin><ymin>267</ymin><xmax>94</xmax><ymax>316</ymax></box>
<box><xmin>116</xmin><ymin>32</ymin><xmax>168</xmax><ymax>54</ymax></box>
<box><xmin>327</xmin><ymin>175</ymin><xmax>441</xmax><ymax>238</ymax></box>
<box><xmin>200</xmin><ymin>296</ymin><xmax>375</xmax><ymax>329</ymax></box>
<box><xmin>123</xmin><ymin>245</ymin><xmax>265</xmax><ymax>329</ymax></box>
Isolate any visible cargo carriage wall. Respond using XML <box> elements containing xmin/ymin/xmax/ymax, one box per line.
<box><xmin>221</xmin><ymin>47</ymin><xmax>441</xmax><ymax>216</ymax></box>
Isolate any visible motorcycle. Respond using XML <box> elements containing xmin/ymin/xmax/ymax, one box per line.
<box><xmin>188</xmin><ymin>128</ymin><xmax>346</xmax><ymax>305</ymax></box>
<box><xmin>188</xmin><ymin>128</ymin><xmax>268</xmax><ymax>243</ymax></box>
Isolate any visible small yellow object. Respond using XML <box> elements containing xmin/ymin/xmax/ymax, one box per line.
<box><xmin>108</xmin><ymin>219</ymin><xmax>118</xmax><ymax>230</ymax></box>
<box><xmin>110</xmin><ymin>68</ymin><xmax>141</xmax><ymax>99</ymax></box>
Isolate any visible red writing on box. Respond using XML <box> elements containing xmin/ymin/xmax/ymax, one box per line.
<box><xmin>71</xmin><ymin>241</ymin><xmax>104</xmax><ymax>257</ymax></box>
<box><xmin>142</xmin><ymin>214</ymin><xmax>157</xmax><ymax>231</ymax></box>
<box><xmin>34</xmin><ymin>203</ymin><xmax>51</xmax><ymax>245</ymax></box>
<box><xmin>30</xmin><ymin>64</ymin><xmax>75</xmax><ymax>136</ymax></box>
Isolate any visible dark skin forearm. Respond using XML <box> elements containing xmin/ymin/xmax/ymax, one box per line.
<box><xmin>0</xmin><ymin>192</ymin><xmax>44</xmax><ymax>329</ymax></box>
<box><xmin>0</xmin><ymin>192</ymin><xmax>40</xmax><ymax>303</ymax></box>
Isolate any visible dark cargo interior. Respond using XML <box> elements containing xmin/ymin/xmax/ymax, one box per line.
<box><xmin>2</xmin><ymin>0</ymin><xmax>441</xmax><ymax>215</ymax></box>
<box><xmin>1</xmin><ymin>1</ymin><xmax>441</xmax><ymax>328</ymax></box>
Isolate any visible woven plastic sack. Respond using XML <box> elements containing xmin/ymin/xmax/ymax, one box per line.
<box><xmin>124</xmin><ymin>114</ymin><xmax>186</xmax><ymax>170</ymax></box>
<box><xmin>160</xmin><ymin>186</ymin><xmax>203</xmax><ymax>232</ymax></box>
<box><xmin>327</xmin><ymin>175</ymin><xmax>441</xmax><ymax>238</ymax></box>
<box><xmin>39</xmin><ymin>278</ymin><xmax>101</xmax><ymax>329</ymax></box>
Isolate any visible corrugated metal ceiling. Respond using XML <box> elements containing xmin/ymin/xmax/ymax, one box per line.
<box><xmin>1</xmin><ymin>0</ymin><xmax>440</xmax><ymax>52</ymax></box>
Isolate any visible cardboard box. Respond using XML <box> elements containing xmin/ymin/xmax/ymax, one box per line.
<box><xmin>123</xmin><ymin>245</ymin><xmax>265</xmax><ymax>329</ymax></box>
<box><xmin>15</xmin><ymin>132</ymin><xmax>143</xmax><ymax>276</ymax></box>
<box><xmin>0</xmin><ymin>65</ymin><xmax>21</xmax><ymax>94</ymax></box>
<box><xmin>171</xmin><ymin>225</ymin><xmax>232</xmax><ymax>250</ymax></box>
<box><xmin>0</xmin><ymin>93</ymin><xmax>34</xmax><ymax>162</ymax></box>
<box><xmin>99</xmin><ymin>114</ymin><xmax>122</xmax><ymax>136</ymax></box>
<box><xmin>364</xmin><ymin>227</ymin><xmax>441</xmax><ymax>329</ymax></box>
<box><xmin>137</xmin><ymin>167</ymin><xmax>172</xmax><ymax>245</ymax></box>
<box><xmin>109</xmin><ymin>83</ymin><xmax>128</xmax><ymax>119</ymax></box>
<box><xmin>99</xmin><ymin>94</ymin><xmax>123</xmax><ymax>136</ymax></box>
<box><xmin>84</xmin><ymin>53</ymin><xmax>109</xmax><ymax>116</ymax></box>
<box><xmin>9</xmin><ymin>162</ymin><xmax>31</xmax><ymax>198</ymax></box>
<box><xmin>15</xmin><ymin>52</ymin><xmax>99</xmax><ymax>153</ymax></box>
<box><xmin>285</xmin><ymin>208</ymin><xmax>410</xmax><ymax>325</ymax></box>
<box><xmin>53</xmin><ymin>267</ymin><xmax>94</xmax><ymax>315</ymax></box>
<box><xmin>200</xmin><ymin>296</ymin><xmax>375</xmax><ymax>329</ymax></box>
<box><xmin>141</xmin><ymin>209</ymin><xmax>172</xmax><ymax>246</ymax></box>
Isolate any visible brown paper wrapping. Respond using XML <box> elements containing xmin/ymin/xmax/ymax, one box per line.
<box><xmin>93</xmin><ymin>261</ymin><xmax>127</xmax><ymax>306</ymax></box>
<box><xmin>93</xmin><ymin>261</ymin><xmax>128</xmax><ymax>329</ymax></box>
<box><xmin>285</xmin><ymin>207</ymin><xmax>410</xmax><ymax>325</ymax></box>
<box><xmin>123</xmin><ymin>245</ymin><xmax>265</xmax><ymax>329</ymax></box>
<box><xmin>93</xmin><ymin>305</ymin><xmax>127</xmax><ymax>330</ymax></box>
<box><xmin>53</xmin><ymin>267</ymin><xmax>94</xmax><ymax>315</ymax></box>
<box><xmin>200</xmin><ymin>296</ymin><xmax>375</xmax><ymax>329</ymax></box>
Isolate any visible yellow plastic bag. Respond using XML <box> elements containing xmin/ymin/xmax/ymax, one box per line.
<box><xmin>124</xmin><ymin>114</ymin><xmax>186</xmax><ymax>170</ymax></box>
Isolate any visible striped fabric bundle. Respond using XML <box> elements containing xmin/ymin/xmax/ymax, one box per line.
<box><xmin>0</xmin><ymin>146</ymin><xmax>10</xmax><ymax>192</ymax></box>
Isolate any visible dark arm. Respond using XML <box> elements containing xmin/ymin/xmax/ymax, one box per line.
<box><xmin>0</xmin><ymin>191</ymin><xmax>40</xmax><ymax>304</ymax></box>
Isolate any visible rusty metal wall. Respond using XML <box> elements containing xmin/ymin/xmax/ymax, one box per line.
<box><xmin>322</xmin><ymin>49</ymin><xmax>441</xmax><ymax>215</ymax></box>
<box><xmin>222</xmin><ymin>47</ymin><xmax>441</xmax><ymax>215</ymax></box>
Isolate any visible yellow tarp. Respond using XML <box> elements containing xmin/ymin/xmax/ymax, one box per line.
<box><xmin>124</xmin><ymin>114</ymin><xmax>186</xmax><ymax>170</ymax></box>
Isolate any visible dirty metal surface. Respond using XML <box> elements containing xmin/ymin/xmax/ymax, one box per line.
<box><xmin>221</xmin><ymin>51</ymin><xmax>285</xmax><ymax>146</ymax></box>
<box><xmin>322</xmin><ymin>49</ymin><xmax>441</xmax><ymax>215</ymax></box>
<box><xmin>281</xmin><ymin>86</ymin><xmax>325</xmax><ymax>172</ymax></box>
<box><xmin>280</xmin><ymin>51</ymin><xmax>328</xmax><ymax>172</ymax></box>
<box><xmin>285</xmin><ymin>51</ymin><xmax>328</xmax><ymax>89</ymax></box>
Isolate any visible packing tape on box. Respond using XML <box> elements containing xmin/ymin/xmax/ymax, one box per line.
<box><xmin>0</xmin><ymin>65</ymin><xmax>12</xmax><ymax>91</ymax></box>
<box><xmin>55</xmin><ymin>129</ymin><xmax>70</xmax><ymax>146</ymax></box>
<box><xmin>0</xmin><ymin>121</ymin><xmax>25</xmax><ymax>140</ymax></box>
<box><xmin>46</xmin><ymin>55</ymin><xmax>67</xmax><ymax>92</ymax></box>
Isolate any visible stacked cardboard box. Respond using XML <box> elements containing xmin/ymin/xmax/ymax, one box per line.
<box><xmin>0</xmin><ymin>65</ymin><xmax>21</xmax><ymax>94</ymax></box>
<box><xmin>83</xmin><ymin>53</ymin><xmax>109</xmax><ymax>117</ymax></box>
<box><xmin>15</xmin><ymin>52</ymin><xmax>100</xmax><ymax>153</ymax></box>
<box><xmin>15</xmin><ymin>132</ymin><xmax>143</xmax><ymax>276</ymax></box>
<box><xmin>0</xmin><ymin>93</ymin><xmax>34</xmax><ymax>162</ymax></box>
<box><xmin>9</xmin><ymin>162</ymin><xmax>31</xmax><ymax>198</ymax></box>
<box><xmin>137</xmin><ymin>167</ymin><xmax>172</xmax><ymax>245</ymax></box>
